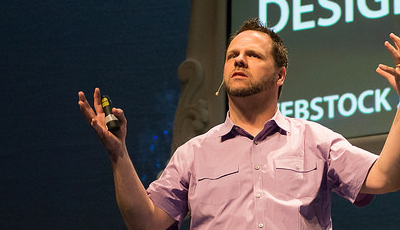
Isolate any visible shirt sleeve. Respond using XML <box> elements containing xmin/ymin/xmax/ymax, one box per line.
<box><xmin>328</xmin><ymin>134</ymin><xmax>379</xmax><ymax>206</ymax></box>
<box><xmin>146</xmin><ymin>144</ymin><xmax>191</xmax><ymax>227</ymax></box>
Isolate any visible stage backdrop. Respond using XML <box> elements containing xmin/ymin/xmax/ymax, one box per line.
<box><xmin>1</xmin><ymin>1</ymin><xmax>190</xmax><ymax>229</ymax></box>
<box><xmin>232</xmin><ymin>0</ymin><xmax>400</xmax><ymax>138</ymax></box>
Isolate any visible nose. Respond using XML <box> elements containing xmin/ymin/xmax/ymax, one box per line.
<box><xmin>234</xmin><ymin>54</ymin><xmax>247</xmax><ymax>68</ymax></box>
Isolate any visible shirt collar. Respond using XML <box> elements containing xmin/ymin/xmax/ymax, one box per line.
<box><xmin>220</xmin><ymin>109</ymin><xmax>290</xmax><ymax>142</ymax></box>
<box><xmin>272</xmin><ymin>108</ymin><xmax>291</xmax><ymax>134</ymax></box>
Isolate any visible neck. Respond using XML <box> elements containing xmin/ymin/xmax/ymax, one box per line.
<box><xmin>228</xmin><ymin>93</ymin><xmax>278</xmax><ymax>136</ymax></box>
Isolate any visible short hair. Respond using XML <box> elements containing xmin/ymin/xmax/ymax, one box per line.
<box><xmin>227</xmin><ymin>18</ymin><xmax>288</xmax><ymax>97</ymax></box>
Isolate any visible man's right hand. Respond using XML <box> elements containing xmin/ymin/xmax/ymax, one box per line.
<box><xmin>78</xmin><ymin>88</ymin><xmax>127</xmax><ymax>159</ymax></box>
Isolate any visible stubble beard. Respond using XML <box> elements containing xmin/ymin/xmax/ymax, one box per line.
<box><xmin>225</xmin><ymin>74</ymin><xmax>277</xmax><ymax>97</ymax></box>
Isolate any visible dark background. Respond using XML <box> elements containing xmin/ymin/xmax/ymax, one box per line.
<box><xmin>1</xmin><ymin>1</ymin><xmax>191</xmax><ymax>229</ymax></box>
<box><xmin>1</xmin><ymin>1</ymin><xmax>400</xmax><ymax>229</ymax></box>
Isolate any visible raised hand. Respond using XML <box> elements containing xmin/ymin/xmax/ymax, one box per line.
<box><xmin>78</xmin><ymin>88</ymin><xmax>127</xmax><ymax>157</ymax></box>
<box><xmin>376</xmin><ymin>33</ymin><xmax>400</xmax><ymax>96</ymax></box>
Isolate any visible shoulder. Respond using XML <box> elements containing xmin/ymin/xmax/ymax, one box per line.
<box><xmin>284</xmin><ymin>116</ymin><xmax>340</xmax><ymax>138</ymax></box>
<box><xmin>173</xmin><ymin>123</ymin><xmax>225</xmax><ymax>156</ymax></box>
<box><xmin>183</xmin><ymin>123</ymin><xmax>225</xmax><ymax>146</ymax></box>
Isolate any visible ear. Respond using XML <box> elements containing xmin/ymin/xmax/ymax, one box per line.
<box><xmin>277</xmin><ymin>67</ymin><xmax>286</xmax><ymax>86</ymax></box>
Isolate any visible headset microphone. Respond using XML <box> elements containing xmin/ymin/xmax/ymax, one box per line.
<box><xmin>215</xmin><ymin>80</ymin><xmax>224</xmax><ymax>96</ymax></box>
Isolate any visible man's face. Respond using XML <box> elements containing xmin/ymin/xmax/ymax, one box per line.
<box><xmin>223</xmin><ymin>30</ymin><xmax>281</xmax><ymax>97</ymax></box>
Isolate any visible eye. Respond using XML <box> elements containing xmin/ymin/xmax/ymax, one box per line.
<box><xmin>227</xmin><ymin>53</ymin><xmax>237</xmax><ymax>60</ymax></box>
<box><xmin>248</xmin><ymin>52</ymin><xmax>261</xmax><ymax>58</ymax></box>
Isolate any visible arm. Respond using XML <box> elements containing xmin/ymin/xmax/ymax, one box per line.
<box><xmin>361</xmin><ymin>33</ymin><xmax>400</xmax><ymax>194</ymax></box>
<box><xmin>78</xmin><ymin>88</ymin><xmax>175</xmax><ymax>230</ymax></box>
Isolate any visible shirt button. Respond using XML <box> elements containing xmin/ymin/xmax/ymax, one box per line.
<box><xmin>254</xmin><ymin>165</ymin><xmax>260</xmax><ymax>170</ymax></box>
<box><xmin>258</xmin><ymin>223</ymin><xmax>264</xmax><ymax>228</ymax></box>
<box><xmin>254</xmin><ymin>141</ymin><xmax>259</xmax><ymax>145</ymax></box>
<box><xmin>256</xmin><ymin>193</ymin><xmax>261</xmax><ymax>198</ymax></box>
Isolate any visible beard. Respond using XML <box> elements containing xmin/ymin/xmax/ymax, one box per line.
<box><xmin>224</xmin><ymin>74</ymin><xmax>277</xmax><ymax>97</ymax></box>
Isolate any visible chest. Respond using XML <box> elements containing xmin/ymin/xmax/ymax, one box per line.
<box><xmin>189</xmin><ymin>133</ymin><xmax>327</xmax><ymax>204</ymax></box>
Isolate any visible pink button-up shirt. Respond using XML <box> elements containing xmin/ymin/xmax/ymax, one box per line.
<box><xmin>147</xmin><ymin>110</ymin><xmax>378</xmax><ymax>229</ymax></box>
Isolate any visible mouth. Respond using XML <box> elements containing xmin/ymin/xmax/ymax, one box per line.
<box><xmin>232</xmin><ymin>71</ymin><xmax>247</xmax><ymax>78</ymax></box>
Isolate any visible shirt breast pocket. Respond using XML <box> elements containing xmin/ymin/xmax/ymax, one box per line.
<box><xmin>197</xmin><ymin>165</ymin><xmax>240</xmax><ymax>205</ymax></box>
<box><xmin>274</xmin><ymin>157</ymin><xmax>320</xmax><ymax>199</ymax></box>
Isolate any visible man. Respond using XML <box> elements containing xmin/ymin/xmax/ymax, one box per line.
<box><xmin>78</xmin><ymin>18</ymin><xmax>400</xmax><ymax>229</ymax></box>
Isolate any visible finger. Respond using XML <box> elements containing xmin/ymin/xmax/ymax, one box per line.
<box><xmin>78</xmin><ymin>91</ymin><xmax>97</xmax><ymax>122</ymax></box>
<box><xmin>384</xmin><ymin>41</ymin><xmax>400</xmax><ymax>63</ymax></box>
<box><xmin>377</xmin><ymin>64</ymin><xmax>397</xmax><ymax>77</ymax></box>
<box><xmin>377</xmin><ymin>65</ymin><xmax>399</xmax><ymax>89</ymax></box>
<box><xmin>91</xmin><ymin>118</ymin><xmax>105</xmax><ymax>138</ymax></box>
<box><xmin>385</xmin><ymin>34</ymin><xmax>400</xmax><ymax>64</ymax></box>
<box><xmin>378</xmin><ymin>63</ymin><xmax>400</xmax><ymax>76</ymax></box>
<box><xmin>112</xmin><ymin>108</ymin><xmax>126</xmax><ymax>125</ymax></box>
<box><xmin>92</xmin><ymin>118</ymin><xmax>115</xmax><ymax>147</ymax></box>
<box><xmin>390</xmin><ymin>33</ymin><xmax>400</xmax><ymax>51</ymax></box>
<box><xmin>93</xmin><ymin>88</ymin><xmax>104</xmax><ymax>115</ymax></box>
<box><xmin>92</xmin><ymin>117</ymin><xmax>122</xmax><ymax>149</ymax></box>
<box><xmin>112</xmin><ymin>108</ymin><xmax>127</xmax><ymax>136</ymax></box>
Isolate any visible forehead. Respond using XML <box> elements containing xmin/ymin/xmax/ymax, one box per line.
<box><xmin>228</xmin><ymin>30</ymin><xmax>273</xmax><ymax>53</ymax></box>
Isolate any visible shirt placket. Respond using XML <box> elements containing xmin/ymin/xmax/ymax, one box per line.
<box><xmin>251</xmin><ymin>137</ymin><xmax>265</xmax><ymax>229</ymax></box>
